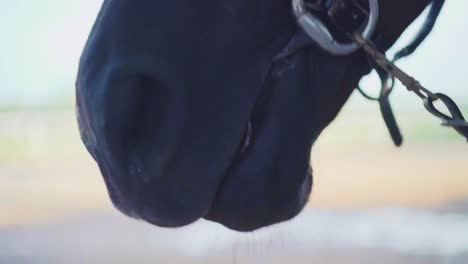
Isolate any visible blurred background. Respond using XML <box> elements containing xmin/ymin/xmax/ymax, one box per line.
<box><xmin>1</xmin><ymin>0</ymin><xmax>467</xmax><ymax>263</ymax></box>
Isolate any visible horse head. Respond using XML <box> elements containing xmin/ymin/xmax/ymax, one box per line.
<box><xmin>76</xmin><ymin>0</ymin><xmax>435</xmax><ymax>231</ymax></box>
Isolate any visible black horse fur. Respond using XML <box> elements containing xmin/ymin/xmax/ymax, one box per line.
<box><xmin>76</xmin><ymin>0</ymin><xmax>435</xmax><ymax>231</ymax></box>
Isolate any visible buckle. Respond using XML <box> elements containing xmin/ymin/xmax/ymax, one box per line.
<box><xmin>292</xmin><ymin>0</ymin><xmax>379</xmax><ymax>55</ymax></box>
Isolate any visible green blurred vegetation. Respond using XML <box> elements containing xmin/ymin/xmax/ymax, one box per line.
<box><xmin>0</xmin><ymin>101</ymin><xmax>74</xmax><ymax>113</ymax></box>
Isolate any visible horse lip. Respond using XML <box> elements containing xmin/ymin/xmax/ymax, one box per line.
<box><xmin>204</xmin><ymin>167</ymin><xmax>313</xmax><ymax>232</ymax></box>
<box><xmin>127</xmin><ymin>130</ymin><xmax>250</xmax><ymax>228</ymax></box>
<box><xmin>137</xmin><ymin>202</ymin><xmax>202</xmax><ymax>228</ymax></box>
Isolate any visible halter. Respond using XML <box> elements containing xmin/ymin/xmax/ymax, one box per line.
<box><xmin>293</xmin><ymin>0</ymin><xmax>468</xmax><ymax>144</ymax></box>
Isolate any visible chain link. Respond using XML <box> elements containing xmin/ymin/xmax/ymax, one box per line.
<box><xmin>353</xmin><ymin>33</ymin><xmax>468</xmax><ymax>141</ymax></box>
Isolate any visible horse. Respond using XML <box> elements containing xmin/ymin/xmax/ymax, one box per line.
<box><xmin>76</xmin><ymin>0</ymin><xmax>439</xmax><ymax>232</ymax></box>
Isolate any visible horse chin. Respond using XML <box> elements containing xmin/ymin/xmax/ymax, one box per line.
<box><xmin>204</xmin><ymin>167</ymin><xmax>313</xmax><ymax>232</ymax></box>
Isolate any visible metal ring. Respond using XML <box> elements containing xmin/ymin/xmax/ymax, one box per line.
<box><xmin>292</xmin><ymin>0</ymin><xmax>379</xmax><ymax>55</ymax></box>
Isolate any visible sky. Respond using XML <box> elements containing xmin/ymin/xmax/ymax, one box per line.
<box><xmin>0</xmin><ymin>0</ymin><xmax>467</xmax><ymax>108</ymax></box>
<box><xmin>0</xmin><ymin>0</ymin><xmax>101</xmax><ymax>107</ymax></box>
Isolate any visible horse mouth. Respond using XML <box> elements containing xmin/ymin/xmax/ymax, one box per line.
<box><xmin>78</xmin><ymin>65</ymin><xmax>318</xmax><ymax>232</ymax></box>
<box><xmin>93</xmin><ymin>114</ymin><xmax>314</xmax><ymax>232</ymax></box>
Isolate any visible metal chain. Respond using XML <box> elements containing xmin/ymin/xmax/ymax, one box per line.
<box><xmin>353</xmin><ymin>34</ymin><xmax>468</xmax><ymax>141</ymax></box>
